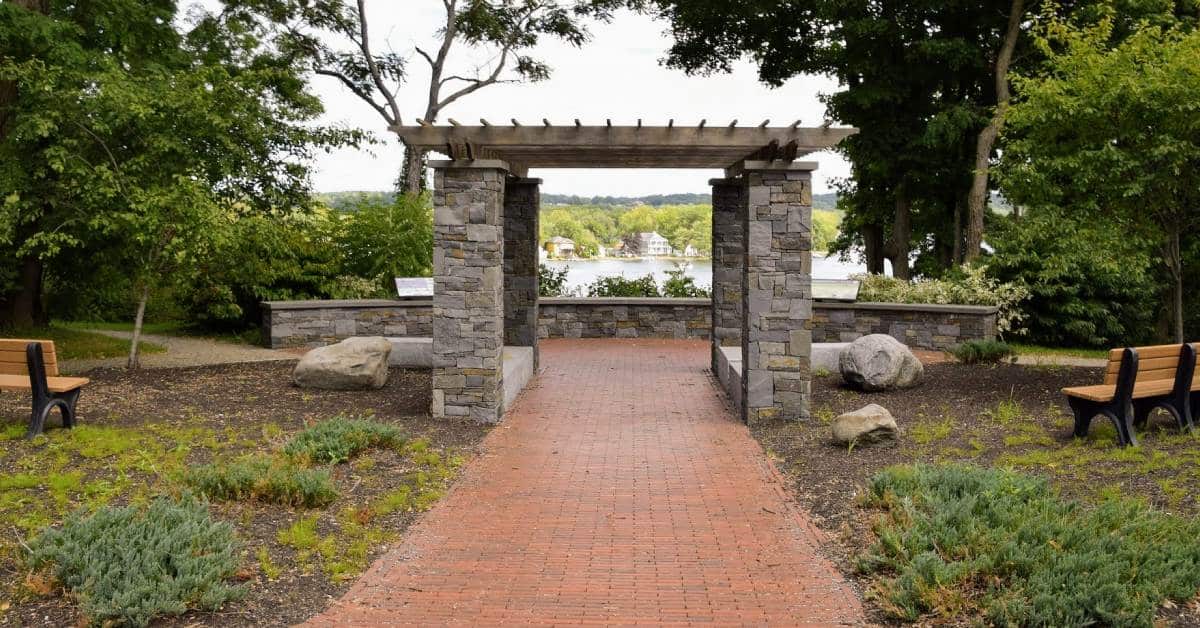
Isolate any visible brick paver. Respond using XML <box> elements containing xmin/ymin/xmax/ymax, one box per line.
<box><xmin>308</xmin><ymin>338</ymin><xmax>864</xmax><ymax>626</ymax></box>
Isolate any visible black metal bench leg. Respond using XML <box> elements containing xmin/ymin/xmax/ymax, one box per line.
<box><xmin>53</xmin><ymin>389</ymin><xmax>81</xmax><ymax>429</ymax></box>
<box><xmin>1068</xmin><ymin>397</ymin><xmax>1097</xmax><ymax>438</ymax></box>
<box><xmin>1112</xmin><ymin>401</ymin><xmax>1138</xmax><ymax>447</ymax></box>
<box><xmin>26</xmin><ymin>391</ymin><xmax>78</xmax><ymax>438</ymax></box>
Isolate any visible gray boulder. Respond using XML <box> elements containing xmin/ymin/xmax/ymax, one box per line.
<box><xmin>839</xmin><ymin>334</ymin><xmax>923</xmax><ymax>391</ymax></box>
<box><xmin>293</xmin><ymin>337</ymin><xmax>392</xmax><ymax>390</ymax></box>
<box><xmin>831</xmin><ymin>404</ymin><xmax>899</xmax><ymax>445</ymax></box>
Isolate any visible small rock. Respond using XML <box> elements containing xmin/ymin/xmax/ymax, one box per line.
<box><xmin>839</xmin><ymin>334</ymin><xmax>924</xmax><ymax>391</ymax></box>
<box><xmin>831</xmin><ymin>404</ymin><xmax>899</xmax><ymax>445</ymax></box>
<box><xmin>293</xmin><ymin>337</ymin><xmax>392</xmax><ymax>390</ymax></box>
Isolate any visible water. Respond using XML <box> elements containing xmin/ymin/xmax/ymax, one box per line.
<box><xmin>543</xmin><ymin>254</ymin><xmax>872</xmax><ymax>294</ymax></box>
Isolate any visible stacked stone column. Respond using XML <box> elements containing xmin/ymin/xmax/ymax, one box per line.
<box><xmin>709</xmin><ymin>178</ymin><xmax>745</xmax><ymax>377</ymax></box>
<box><xmin>431</xmin><ymin>161</ymin><xmax>508</xmax><ymax>423</ymax></box>
<box><xmin>741</xmin><ymin>163</ymin><xmax>815</xmax><ymax>424</ymax></box>
<box><xmin>504</xmin><ymin>177</ymin><xmax>541</xmax><ymax>370</ymax></box>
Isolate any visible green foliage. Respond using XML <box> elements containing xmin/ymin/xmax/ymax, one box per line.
<box><xmin>183</xmin><ymin>456</ymin><xmax>337</xmax><ymax>508</ymax></box>
<box><xmin>1000</xmin><ymin>12</ymin><xmax>1200</xmax><ymax>341</ymax></box>
<box><xmin>854</xmin><ymin>266</ymin><xmax>1030</xmax><ymax>335</ymax></box>
<box><xmin>26</xmin><ymin>495</ymin><xmax>245</xmax><ymax>627</ymax></box>
<box><xmin>585</xmin><ymin>274</ymin><xmax>661</xmax><ymax>297</ymax></box>
<box><xmin>950</xmin><ymin>340</ymin><xmax>1014</xmax><ymax>364</ymax></box>
<box><xmin>2</xmin><ymin>325</ymin><xmax>164</xmax><ymax>360</ymax></box>
<box><xmin>859</xmin><ymin>464</ymin><xmax>1200</xmax><ymax>626</ymax></box>
<box><xmin>811</xmin><ymin>209</ymin><xmax>840</xmax><ymax>253</ymax></box>
<box><xmin>985</xmin><ymin>212</ymin><xmax>1160</xmax><ymax>347</ymax></box>
<box><xmin>338</xmin><ymin>193</ymin><xmax>434</xmax><ymax>291</ymax></box>
<box><xmin>538</xmin><ymin>263</ymin><xmax>572</xmax><ymax>297</ymax></box>
<box><xmin>283</xmin><ymin>416</ymin><xmax>404</xmax><ymax>465</ymax></box>
<box><xmin>661</xmin><ymin>267</ymin><xmax>710</xmax><ymax>298</ymax></box>
<box><xmin>540</xmin><ymin>203</ymin><xmax>715</xmax><ymax>257</ymax></box>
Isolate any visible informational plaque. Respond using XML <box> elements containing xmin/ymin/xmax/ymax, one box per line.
<box><xmin>812</xmin><ymin>279</ymin><xmax>860</xmax><ymax>303</ymax></box>
<box><xmin>394</xmin><ymin>277</ymin><xmax>434</xmax><ymax>299</ymax></box>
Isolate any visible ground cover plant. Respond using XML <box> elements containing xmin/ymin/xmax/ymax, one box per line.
<box><xmin>859</xmin><ymin>464</ymin><xmax>1200</xmax><ymax>626</ymax></box>
<box><xmin>3</xmin><ymin>325</ymin><xmax>165</xmax><ymax>361</ymax></box>
<box><xmin>0</xmin><ymin>361</ymin><xmax>488</xmax><ymax>626</ymax></box>
<box><xmin>751</xmin><ymin>361</ymin><xmax>1200</xmax><ymax>625</ymax></box>
<box><xmin>26</xmin><ymin>495</ymin><xmax>245</xmax><ymax>627</ymax></box>
<box><xmin>948</xmin><ymin>339</ymin><xmax>1014</xmax><ymax>364</ymax></box>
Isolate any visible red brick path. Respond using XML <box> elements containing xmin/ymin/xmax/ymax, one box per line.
<box><xmin>308</xmin><ymin>339</ymin><xmax>864</xmax><ymax>626</ymax></box>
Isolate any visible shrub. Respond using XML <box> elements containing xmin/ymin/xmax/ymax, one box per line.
<box><xmin>661</xmin><ymin>267</ymin><xmax>711</xmax><ymax>298</ymax></box>
<box><xmin>585</xmin><ymin>273</ymin><xmax>661</xmax><ymax>297</ymax></box>
<box><xmin>284</xmin><ymin>416</ymin><xmax>404</xmax><ymax>465</ymax></box>
<box><xmin>184</xmin><ymin>456</ymin><xmax>337</xmax><ymax>508</ymax></box>
<box><xmin>538</xmin><ymin>263</ymin><xmax>571</xmax><ymax>297</ymax></box>
<box><xmin>858</xmin><ymin>464</ymin><xmax>1200</xmax><ymax>626</ymax></box>
<box><xmin>950</xmin><ymin>339</ymin><xmax>1014</xmax><ymax>364</ymax></box>
<box><xmin>26</xmin><ymin>495</ymin><xmax>245</xmax><ymax>627</ymax></box>
<box><xmin>854</xmin><ymin>265</ymin><xmax>1030</xmax><ymax>336</ymax></box>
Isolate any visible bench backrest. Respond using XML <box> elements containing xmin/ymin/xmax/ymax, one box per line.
<box><xmin>1103</xmin><ymin>343</ymin><xmax>1200</xmax><ymax>385</ymax></box>
<box><xmin>0</xmin><ymin>339</ymin><xmax>59</xmax><ymax>377</ymax></box>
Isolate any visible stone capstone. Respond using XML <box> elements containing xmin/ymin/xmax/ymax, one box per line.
<box><xmin>293</xmin><ymin>336</ymin><xmax>392</xmax><ymax>390</ymax></box>
<box><xmin>839</xmin><ymin>334</ymin><xmax>923</xmax><ymax>391</ymax></box>
<box><xmin>831</xmin><ymin>404</ymin><xmax>899</xmax><ymax>445</ymax></box>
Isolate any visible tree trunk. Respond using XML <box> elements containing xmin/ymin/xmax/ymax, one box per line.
<box><xmin>952</xmin><ymin>195</ymin><xmax>963</xmax><ymax>265</ymax></box>
<box><xmin>127</xmin><ymin>284</ymin><xmax>150</xmax><ymax>369</ymax></box>
<box><xmin>863</xmin><ymin>224</ymin><xmax>885</xmax><ymax>274</ymax></box>
<box><xmin>888</xmin><ymin>195</ymin><xmax>912</xmax><ymax>280</ymax></box>
<box><xmin>399</xmin><ymin>142</ymin><xmax>427</xmax><ymax>195</ymax></box>
<box><xmin>1163</xmin><ymin>226</ymin><xmax>1184</xmax><ymax>343</ymax></box>
<box><xmin>965</xmin><ymin>0</ymin><xmax>1025</xmax><ymax>263</ymax></box>
<box><xmin>2</xmin><ymin>256</ymin><xmax>45</xmax><ymax>328</ymax></box>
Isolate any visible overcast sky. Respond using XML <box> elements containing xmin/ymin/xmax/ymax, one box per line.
<box><xmin>305</xmin><ymin>4</ymin><xmax>850</xmax><ymax>196</ymax></box>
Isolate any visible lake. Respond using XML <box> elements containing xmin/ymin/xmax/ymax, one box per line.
<box><xmin>543</xmin><ymin>254</ymin><xmax>879</xmax><ymax>294</ymax></box>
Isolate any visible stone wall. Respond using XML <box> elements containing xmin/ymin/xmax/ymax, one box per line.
<box><xmin>812</xmin><ymin>302</ymin><xmax>998</xmax><ymax>351</ymax></box>
<box><xmin>262</xmin><ymin>299</ymin><xmax>432</xmax><ymax>348</ymax></box>
<box><xmin>537</xmin><ymin>298</ymin><xmax>710</xmax><ymax>339</ymax></box>
<box><xmin>262</xmin><ymin>298</ymin><xmax>998</xmax><ymax>351</ymax></box>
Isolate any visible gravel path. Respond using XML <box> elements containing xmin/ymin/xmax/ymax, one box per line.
<box><xmin>63</xmin><ymin>330</ymin><xmax>302</xmax><ymax>373</ymax></box>
<box><xmin>1014</xmin><ymin>354</ymin><xmax>1108</xmax><ymax>368</ymax></box>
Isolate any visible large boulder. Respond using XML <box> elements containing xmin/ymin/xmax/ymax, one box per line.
<box><xmin>831</xmin><ymin>404</ymin><xmax>899</xmax><ymax>445</ymax></box>
<box><xmin>293</xmin><ymin>337</ymin><xmax>392</xmax><ymax>390</ymax></box>
<box><xmin>839</xmin><ymin>334</ymin><xmax>923</xmax><ymax>391</ymax></box>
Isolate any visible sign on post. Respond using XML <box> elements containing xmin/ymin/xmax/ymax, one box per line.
<box><xmin>394</xmin><ymin>277</ymin><xmax>434</xmax><ymax>299</ymax></box>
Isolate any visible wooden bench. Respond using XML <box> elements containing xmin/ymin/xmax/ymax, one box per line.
<box><xmin>0</xmin><ymin>339</ymin><xmax>89</xmax><ymax>438</ymax></box>
<box><xmin>1062</xmin><ymin>343</ymin><xmax>1198</xmax><ymax>446</ymax></box>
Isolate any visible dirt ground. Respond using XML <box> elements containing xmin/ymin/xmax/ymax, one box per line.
<box><xmin>752</xmin><ymin>361</ymin><xmax>1200</xmax><ymax>625</ymax></box>
<box><xmin>0</xmin><ymin>361</ymin><xmax>489</xmax><ymax>627</ymax></box>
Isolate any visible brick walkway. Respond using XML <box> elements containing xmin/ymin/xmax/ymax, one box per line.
<box><xmin>308</xmin><ymin>338</ymin><xmax>864</xmax><ymax>626</ymax></box>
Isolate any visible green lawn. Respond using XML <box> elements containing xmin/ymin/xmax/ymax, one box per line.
<box><xmin>1009</xmin><ymin>342</ymin><xmax>1110</xmax><ymax>360</ymax></box>
<box><xmin>57</xmin><ymin>320</ymin><xmax>261</xmax><ymax>346</ymax></box>
<box><xmin>2</xmin><ymin>325</ymin><xmax>166</xmax><ymax>360</ymax></box>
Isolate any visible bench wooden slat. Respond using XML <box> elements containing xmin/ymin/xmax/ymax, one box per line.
<box><xmin>0</xmin><ymin>341</ymin><xmax>59</xmax><ymax>376</ymax></box>
<box><xmin>1064</xmin><ymin>375</ymin><xmax>1200</xmax><ymax>403</ymax></box>
<box><xmin>0</xmin><ymin>373</ymin><xmax>89</xmax><ymax>393</ymax></box>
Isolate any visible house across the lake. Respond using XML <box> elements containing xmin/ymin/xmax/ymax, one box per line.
<box><xmin>545</xmin><ymin>236</ymin><xmax>576</xmax><ymax>258</ymax></box>
<box><xmin>622</xmin><ymin>231</ymin><xmax>672</xmax><ymax>257</ymax></box>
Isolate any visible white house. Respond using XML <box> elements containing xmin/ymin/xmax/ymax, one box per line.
<box><xmin>622</xmin><ymin>231</ymin><xmax>672</xmax><ymax>257</ymax></box>
<box><xmin>545</xmin><ymin>236</ymin><xmax>576</xmax><ymax>258</ymax></box>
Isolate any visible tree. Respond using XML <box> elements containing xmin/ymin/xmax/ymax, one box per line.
<box><xmin>0</xmin><ymin>0</ymin><xmax>359</xmax><ymax>357</ymax></box>
<box><xmin>228</xmin><ymin>0</ymin><xmax>600</xmax><ymax>193</ymax></box>
<box><xmin>998</xmin><ymin>11</ymin><xmax>1200</xmax><ymax>341</ymax></box>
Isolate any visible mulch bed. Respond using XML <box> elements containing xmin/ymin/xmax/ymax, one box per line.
<box><xmin>0</xmin><ymin>361</ymin><xmax>489</xmax><ymax>627</ymax></box>
<box><xmin>752</xmin><ymin>361</ymin><xmax>1200</xmax><ymax>625</ymax></box>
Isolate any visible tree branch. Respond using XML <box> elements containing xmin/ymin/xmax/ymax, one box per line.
<box><xmin>356</xmin><ymin>0</ymin><xmax>403</xmax><ymax>125</ymax></box>
<box><xmin>437</xmin><ymin>47</ymin><xmax>510</xmax><ymax>111</ymax></box>
<box><xmin>314</xmin><ymin>68</ymin><xmax>395</xmax><ymax>125</ymax></box>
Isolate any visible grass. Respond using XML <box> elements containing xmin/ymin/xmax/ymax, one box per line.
<box><xmin>57</xmin><ymin>320</ymin><xmax>261</xmax><ymax>346</ymax></box>
<box><xmin>1009</xmin><ymin>342</ymin><xmax>1110</xmax><ymax>360</ymax></box>
<box><xmin>284</xmin><ymin>416</ymin><xmax>405</xmax><ymax>465</ymax></box>
<box><xmin>183</xmin><ymin>456</ymin><xmax>338</xmax><ymax>508</ymax></box>
<box><xmin>1</xmin><ymin>325</ymin><xmax>165</xmax><ymax>360</ymax></box>
<box><xmin>858</xmin><ymin>464</ymin><xmax>1200</xmax><ymax>626</ymax></box>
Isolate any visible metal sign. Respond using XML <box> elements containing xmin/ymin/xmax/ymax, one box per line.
<box><xmin>394</xmin><ymin>277</ymin><xmax>434</xmax><ymax>298</ymax></box>
<box><xmin>812</xmin><ymin>279</ymin><xmax>860</xmax><ymax>303</ymax></box>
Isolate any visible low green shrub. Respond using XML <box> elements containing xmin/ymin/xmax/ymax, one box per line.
<box><xmin>661</xmin><ymin>267</ymin><xmax>711</xmax><ymax>298</ymax></box>
<box><xmin>538</xmin><ymin>263</ymin><xmax>572</xmax><ymax>297</ymax></box>
<box><xmin>950</xmin><ymin>339</ymin><xmax>1015</xmax><ymax>364</ymax></box>
<box><xmin>585</xmin><ymin>273</ymin><xmax>661</xmax><ymax>297</ymax></box>
<box><xmin>858</xmin><ymin>464</ymin><xmax>1200</xmax><ymax>626</ymax></box>
<box><xmin>854</xmin><ymin>266</ymin><xmax>1029</xmax><ymax>335</ymax></box>
<box><xmin>283</xmin><ymin>416</ymin><xmax>404</xmax><ymax>465</ymax></box>
<box><xmin>26</xmin><ymin>495</ymin><xmax>244</xmax><ymax>627</ymax></box>
<box><xmin>184</xmin><ymin>456</ymin><xmax>337</xmax><ymax>508</ymax></box>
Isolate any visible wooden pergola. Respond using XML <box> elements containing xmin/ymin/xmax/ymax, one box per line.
<box><xmin>394</xmin><ymin>120</ymin><xmax>855</xmax><ymax>173</ymax></box>
<box><xmin>413</xmin><ymin>119</ymin><xmax>856</xmax><ymax>427</ymax></box>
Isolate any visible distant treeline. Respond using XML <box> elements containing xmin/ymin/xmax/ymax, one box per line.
<box><xmin>315</xmin><ymin>190</ymin><xmax>843</xmax><ymax>211</ymax></box>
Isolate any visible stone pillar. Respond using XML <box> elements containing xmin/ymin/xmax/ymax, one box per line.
<box><xmin>740</xmin><ymin>162</ymin><xmax>815</xmax><ymax>424</ymax></box>
<box><xmin>431</xmin><ymin>160</ymin><xmax>508</xmax><ymax>423</ymax></box>
<box><xmin>710</xmin><ymin>178</ymin><xmax>745</xmax><ymax>376</ymax></box>
<box><xmin>504</xmin><ymin>177</ymin><xmax>541</xmax><ymax>369</ymax></box>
